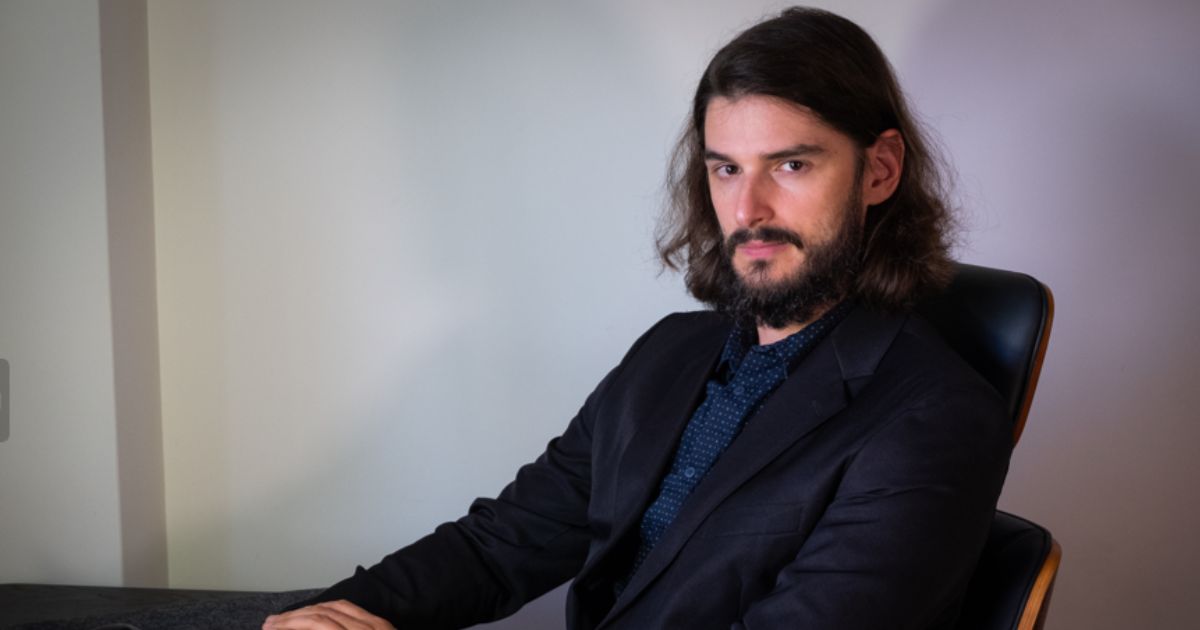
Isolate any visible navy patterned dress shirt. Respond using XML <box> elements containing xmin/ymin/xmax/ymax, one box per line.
<box><xmin>625</xmin><ymin>302</ymin><xmax>852</xmax><ymax>582</ymax></box>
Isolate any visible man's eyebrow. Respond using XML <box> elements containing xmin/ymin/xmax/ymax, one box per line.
<box><xmin>764</xmin><ymin>144</ymin><xmax>826</xmax><ymax>160</ymax></box>
<box><xmin>703</xmin><ymin>144</ymin><xmax>827</xmax><ymax>162</ymax></box>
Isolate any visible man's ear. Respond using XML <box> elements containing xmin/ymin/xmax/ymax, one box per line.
<box><xmin>861</xmin><ymin>129</ymin><xmax>904</xmax><ymax>207</ymax></box>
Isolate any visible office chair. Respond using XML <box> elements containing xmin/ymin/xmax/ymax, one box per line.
<box><xmin>917</xmin><ymin>263</ymin><xmax>1060</xmax><ymax>630</ymax></box>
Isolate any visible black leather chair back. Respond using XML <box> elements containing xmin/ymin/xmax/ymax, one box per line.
<box><xmin>916</xmin><ymin>263</ymin><xmax>1052</xmax><ymax>440</ymax></box>
<box><xmin>917</xmin><ymin>263</ymin><xmax>1059</xmax><ymax>630</ymax></box>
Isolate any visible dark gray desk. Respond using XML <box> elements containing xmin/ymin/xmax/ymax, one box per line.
<box><xmin>0</xmin><ymin>584</ymin><xmax>317</xmax><ymax>629</ymax></box>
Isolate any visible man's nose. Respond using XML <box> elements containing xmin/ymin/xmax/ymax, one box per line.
<box><xmin>734</xmin><ymin>177</ymin><xmax>773</xmax><ymax>229</ymax></box>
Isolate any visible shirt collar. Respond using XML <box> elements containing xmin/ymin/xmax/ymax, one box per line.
<box><xmin>717</xmin><ymin>301</ymin><xmax>854</xmax><ymax>379</ymax></box>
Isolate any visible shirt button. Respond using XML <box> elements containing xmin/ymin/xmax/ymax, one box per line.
<box><xmin>683</xmin><ymin>466</ymin><xmax>697</xmax><ymax>479</ymax></box>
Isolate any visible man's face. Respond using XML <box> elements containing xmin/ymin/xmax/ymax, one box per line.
<box><xmin>703</xmin><ymin>94</ymin><xmax>868</xmax><ymax>328</ymax></box>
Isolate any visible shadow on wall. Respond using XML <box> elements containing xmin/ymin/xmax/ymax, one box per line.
<box><xmin>902</xmin><ymin>1</ymin><xmax>1200</xmax><ymax>629</ymax></box>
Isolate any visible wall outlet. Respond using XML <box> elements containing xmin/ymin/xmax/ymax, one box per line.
<box><xmin>1</xmin><ymin>359</ymin><xmax>8</xmax><ymax>442</ymax></box>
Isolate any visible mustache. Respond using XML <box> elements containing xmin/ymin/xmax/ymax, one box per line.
<box><xmin>724</xmin><ymin>226</ymin><xmax>805</xmax><ymax>252</ymax></box>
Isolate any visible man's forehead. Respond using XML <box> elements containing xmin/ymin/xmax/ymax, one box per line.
<box><xmin>703</xmin><ymin>95</ymin><xmax>847</xmax><ymax>157</ymax></box>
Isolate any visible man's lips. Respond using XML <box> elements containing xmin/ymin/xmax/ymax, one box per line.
<box><xmin>737</xmin><ymin>240</ymin><xmax>790</xmax><ymax>259</ymax></box>
<box><xmin>726</xmin><ymin>227</ymin><xmax>804</xmax><ymax>260</ymax></box>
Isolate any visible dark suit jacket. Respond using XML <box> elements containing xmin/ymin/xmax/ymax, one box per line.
<box><xmin>303</xmin><ymin>306</ymin><xmax>1012</xmax><ymax>629</ymax></box>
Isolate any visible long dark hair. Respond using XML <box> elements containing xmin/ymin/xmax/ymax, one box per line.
<box><xmin>657</xmin><ymin>7</ymin><xmax>956</xmax><ymax>312</ymax></box>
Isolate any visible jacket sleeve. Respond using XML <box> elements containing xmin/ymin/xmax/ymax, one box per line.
<box><xmin>288</xmin><ymin>317</ymin><xmax>671</xmax><ymax>628</ymax></box>
<box><xmin>734</xmin><ymin>384</ymin><xmax>1013</xmax><ymax>630</ymax></box>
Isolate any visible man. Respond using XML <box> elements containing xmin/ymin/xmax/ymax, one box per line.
<box><xmin>265</xmin><ymin>7</ymin><xmax>1010</xmax><ymax>630</ymax></box>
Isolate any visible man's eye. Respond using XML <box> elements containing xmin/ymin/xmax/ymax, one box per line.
<box><xmin>713</xmin><ymin>164</ymin><xmax>739</xmax><ymax>177</ymax></box>
<box><xmin>781</xmin><ymin>160</ymin><xmax>806</xmax><ymax>172</ymax></box>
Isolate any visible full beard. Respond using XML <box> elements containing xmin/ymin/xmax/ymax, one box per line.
<box><xmin>718</xmin><ymin>196</ymin><xmax>865</xmax><ymax>330</ymax></box>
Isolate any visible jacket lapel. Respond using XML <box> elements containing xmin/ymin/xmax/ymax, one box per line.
<box><xmin>570</xmin><ymin>319</ymin><xmax>728</xmax><ymax>599</ymax></box>
<box><xmin>599</xmin><ymin>306</ymin><xmax>907</xmax><ymax>625</ymax></box>
<box><xmin>605</xmin><ymin>330</ymin><xmax>725</xmax><ymax>546</ymax></box>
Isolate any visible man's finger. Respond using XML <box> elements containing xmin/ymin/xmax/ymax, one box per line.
<box><xmin>320</xmin><ymin>600</ymin><xmax>391</xmax><ymax>625</ymax></box>
<box><xmin>263</xmin><ymin>609</ymin><xmax>349</xmax><ymax>630</ymax></box>
<box><xmin>263</xmin><ymin>600</ymin><xmax>391</xmax><ymax>630</ymax></box>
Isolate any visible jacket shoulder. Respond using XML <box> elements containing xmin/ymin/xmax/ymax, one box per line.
<box><xmin>628</xmin><ymin>310</ymin><xmax>729</xmax><ymax>356</ymax></box>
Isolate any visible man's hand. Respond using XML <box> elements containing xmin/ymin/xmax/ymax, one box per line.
<box><xmin>262</xmin><ymin>600</ymin><xmax>395</xmax><ymax>630</ymax></box>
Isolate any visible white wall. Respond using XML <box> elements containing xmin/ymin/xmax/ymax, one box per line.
<box><xmin>3</xmin><ymin>1</ymin><xmax>1197</xmax><ymax>628</ymax></box>
<box><xmin>0</xmin><ymin>0</ymin><xmax>124</xmax><ymax>585</ymax></box>
<box><xmin>147</xmin><ymin>0</ymin><xmax>711</xmax><ymax>591</ymax></box>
